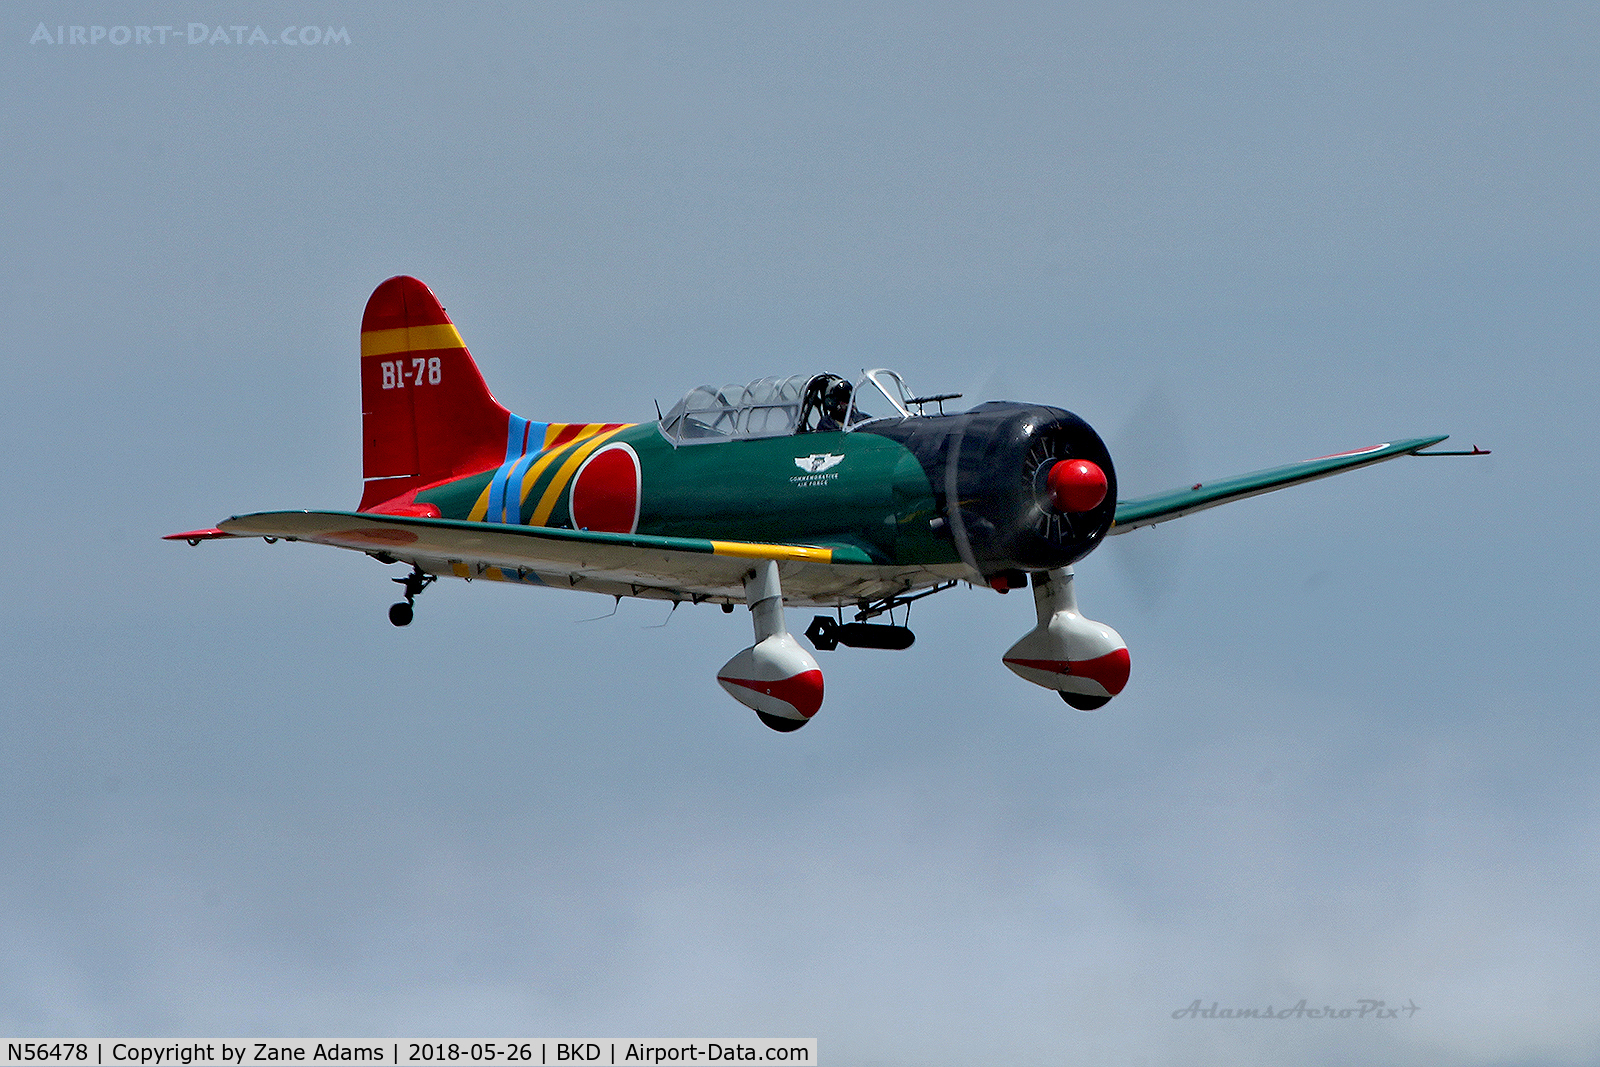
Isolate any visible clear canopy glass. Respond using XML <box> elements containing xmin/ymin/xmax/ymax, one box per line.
<box><xmin>845</xmin><ymin>369</ymin><xmax>915</xmax><ymax>427</ymax></box>
<box><xmin>659</xmin><ymin>369</ymin><xmax>921</xmax><ymax>445</ymax></box>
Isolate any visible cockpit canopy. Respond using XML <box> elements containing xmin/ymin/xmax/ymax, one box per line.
<box><xmin>659</xmin><ymin>369</ymin><xmax>924</xmax><ymax>445</ymax></box>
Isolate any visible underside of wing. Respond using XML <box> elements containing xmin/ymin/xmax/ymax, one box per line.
<box><xmin>214</xmin><ymin>511</ymin><xmax>965</xmax><ymax>607</ymax></box>
<box><xmin>1110</xmin><ymin>436</ymin><xmax>1449</xmax><ymax>534</ymax></box>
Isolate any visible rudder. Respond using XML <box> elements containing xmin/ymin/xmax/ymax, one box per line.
<box><xmin>358</xmin><ymin>276</ymin><xmax>512</xmax><ymax>510</ymax></box>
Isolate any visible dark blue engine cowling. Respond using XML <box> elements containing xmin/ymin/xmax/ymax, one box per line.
<box><xmin>864</xmin><ymin>402</ymin><xmax>1117</xmax><ymax>578</ymax></box>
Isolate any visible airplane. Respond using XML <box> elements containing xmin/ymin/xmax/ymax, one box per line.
<box><xmin>168</xmin><ymin>275</ymin><xmax>1486</xmax><ymax>732</ymax></box>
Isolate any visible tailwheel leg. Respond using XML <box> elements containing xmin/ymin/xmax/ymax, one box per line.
<box><xmin>389</xmin><ymin>565</ymin><xmax>435</xmax><ymax>627</ymax></box>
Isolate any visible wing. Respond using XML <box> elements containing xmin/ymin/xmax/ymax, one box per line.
<box><xmin>1110</xmin><ymin>435</ymin><xmax>1449</xmax><ymax>534</ymax></box>
<box><xmin>189</xmin><ymin>510</ymin><xmax>964</xmax><ymax>606</ymax></box>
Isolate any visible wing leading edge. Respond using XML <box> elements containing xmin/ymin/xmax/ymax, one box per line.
<box><xmin>207</xmin><ymin>510</ymin><xmax>960</xmax><ymax>607</ymax></box>
<box><xmin>1110</xmin><ymin>435</ymin><xmax>1449</xmax><ymax>534</ymax></box>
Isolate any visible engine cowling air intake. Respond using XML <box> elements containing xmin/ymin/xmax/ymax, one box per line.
<box><xmin>869</xmin><ymin>402</ymin><xmax>1117</xmax><ymax>579</ymax></box>
<box><xmin>956</xmin><ymin>405</ymin><xmax>1116</xmax><ymax>575</ymax></box>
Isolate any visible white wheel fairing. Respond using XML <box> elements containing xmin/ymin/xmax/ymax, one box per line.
<box><xmin>1002</xmin><ymin>567</ymin><xmax>1130</xmax><ymax>709</ymax></box>
<box><xmin>717</xmin><ymin>634</ymin><xmax>824</xmax><ymax>724</ymax></box>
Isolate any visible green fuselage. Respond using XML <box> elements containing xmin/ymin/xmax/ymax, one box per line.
<box><xmin>408</xmin><ymin>402</ymin><xmax>1117</xmax><ymax>583</ymax></box>
<box><xmin>413</xmin><ymin>422</ymin><xmax>954</xmax><ymax>567</ymax></box>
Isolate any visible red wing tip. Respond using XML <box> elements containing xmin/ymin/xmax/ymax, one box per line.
<box><xmin>163</xmin><ymin>528</ymin><xmax>233</xmax><ymax>542</ymax></box>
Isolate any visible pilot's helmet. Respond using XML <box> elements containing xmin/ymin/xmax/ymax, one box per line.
<box><xmin>823</xmin><ymin>379</ymin><xmax>853</xmax><ymax>424</ymax></box>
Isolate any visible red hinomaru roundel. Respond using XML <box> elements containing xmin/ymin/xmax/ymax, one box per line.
<box><xmin>569</xmin><ymin>442</ymin><xmax>642</xmax><ymax>534</ymax></box>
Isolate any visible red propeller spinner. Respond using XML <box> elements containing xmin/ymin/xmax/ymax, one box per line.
<box><xmin>1046</xmin><ymin>458</ymin><xmax>1108</xmax><ymax>513</ymax></box>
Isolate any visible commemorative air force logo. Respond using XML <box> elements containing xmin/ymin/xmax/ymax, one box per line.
<box><xmin>795</xmin><ymin>453</ymin><xmax>845</xmax><ymax>474</ymax></box>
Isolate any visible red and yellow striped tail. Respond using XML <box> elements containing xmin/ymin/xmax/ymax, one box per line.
<box><xmin>358</xmin><ymin>276</ymin><xmax>512</xmax><ymax>510</ymax></box>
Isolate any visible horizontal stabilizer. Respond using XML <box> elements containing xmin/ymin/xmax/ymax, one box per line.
<box><xmin>1111</xmin><ymin>436</ymin><xmax>1449</xmax><ymax>533</ymax></box>
<box><xmin>162</xmin><ymin>527</ymin><xmax>235</xmax><ymax>543</ymax></box>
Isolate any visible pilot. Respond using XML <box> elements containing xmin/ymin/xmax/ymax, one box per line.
<box><xmin>801</xmin><ymin>374</ymin><xmax>852</xmax><ymax>432</ymax></box>
<box><xmin>820</xmin><ymin>378</ymin><xmax>853</xmax><ymax>430</ymax></box>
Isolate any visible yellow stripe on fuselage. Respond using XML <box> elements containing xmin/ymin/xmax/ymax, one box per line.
<box><xmin>360</xmin><ymin>323</ymin><xmax>466</xmax><ymax>358</ymax></box>
<box><xmin>463</xmin><ymin>424</ymin><xmax>617</xmax><ymax>523</ymax></box>
<box><xmin>514</xmin><ymin>434</ymin><xmax>590</xmax><ymax>516</ymax></box>
<box><xmin>467</xmin><ymin>483</ymin><xmax>494</xmax><ymax>523</ymax></box>
<box><xmin>710</xmin><ymin>541</ymin><xmax>835</xmax><ymax>563</ymax></box>
<box><xmin>527</xmin><ymin>426</ymin><xmax>627</xmax><ymax>527</ymax></box>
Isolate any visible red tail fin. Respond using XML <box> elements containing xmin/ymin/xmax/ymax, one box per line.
<box><xmin>358</xmin><ymin>276</ymin><xmax>511</xmax><ymax>510</ymax></box>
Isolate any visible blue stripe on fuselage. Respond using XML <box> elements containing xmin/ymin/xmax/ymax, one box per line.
<box><xmin>486</xmin><ymin>417</ymin><xmax>545</xmax><ymax>524</ymax></box>
<box><xmin>501</xmin><ymin>446</ymin><xmax>543</xmax><ymax>523</ymax></box>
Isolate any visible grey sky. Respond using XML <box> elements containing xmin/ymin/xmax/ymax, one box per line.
<box><xmin>3</xmin><ymin>3</ymin><xmax>1597</xmax><ymax>1064</ymax></box>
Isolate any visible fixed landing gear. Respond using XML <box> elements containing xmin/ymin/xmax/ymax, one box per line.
<box><xmin>716</xmin><ymin>560</ymin><xmax>824</xmax><ymax>731</ymax></box>
<box><xmin>1002</xmin><ymin>567</ymin><xmax>1130</xmax><ymax>710</ymax></box>
<box><xmin>388</xmin><ymin>565</ymin><xmax>435</xmax><ymax>627</ymax></box>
